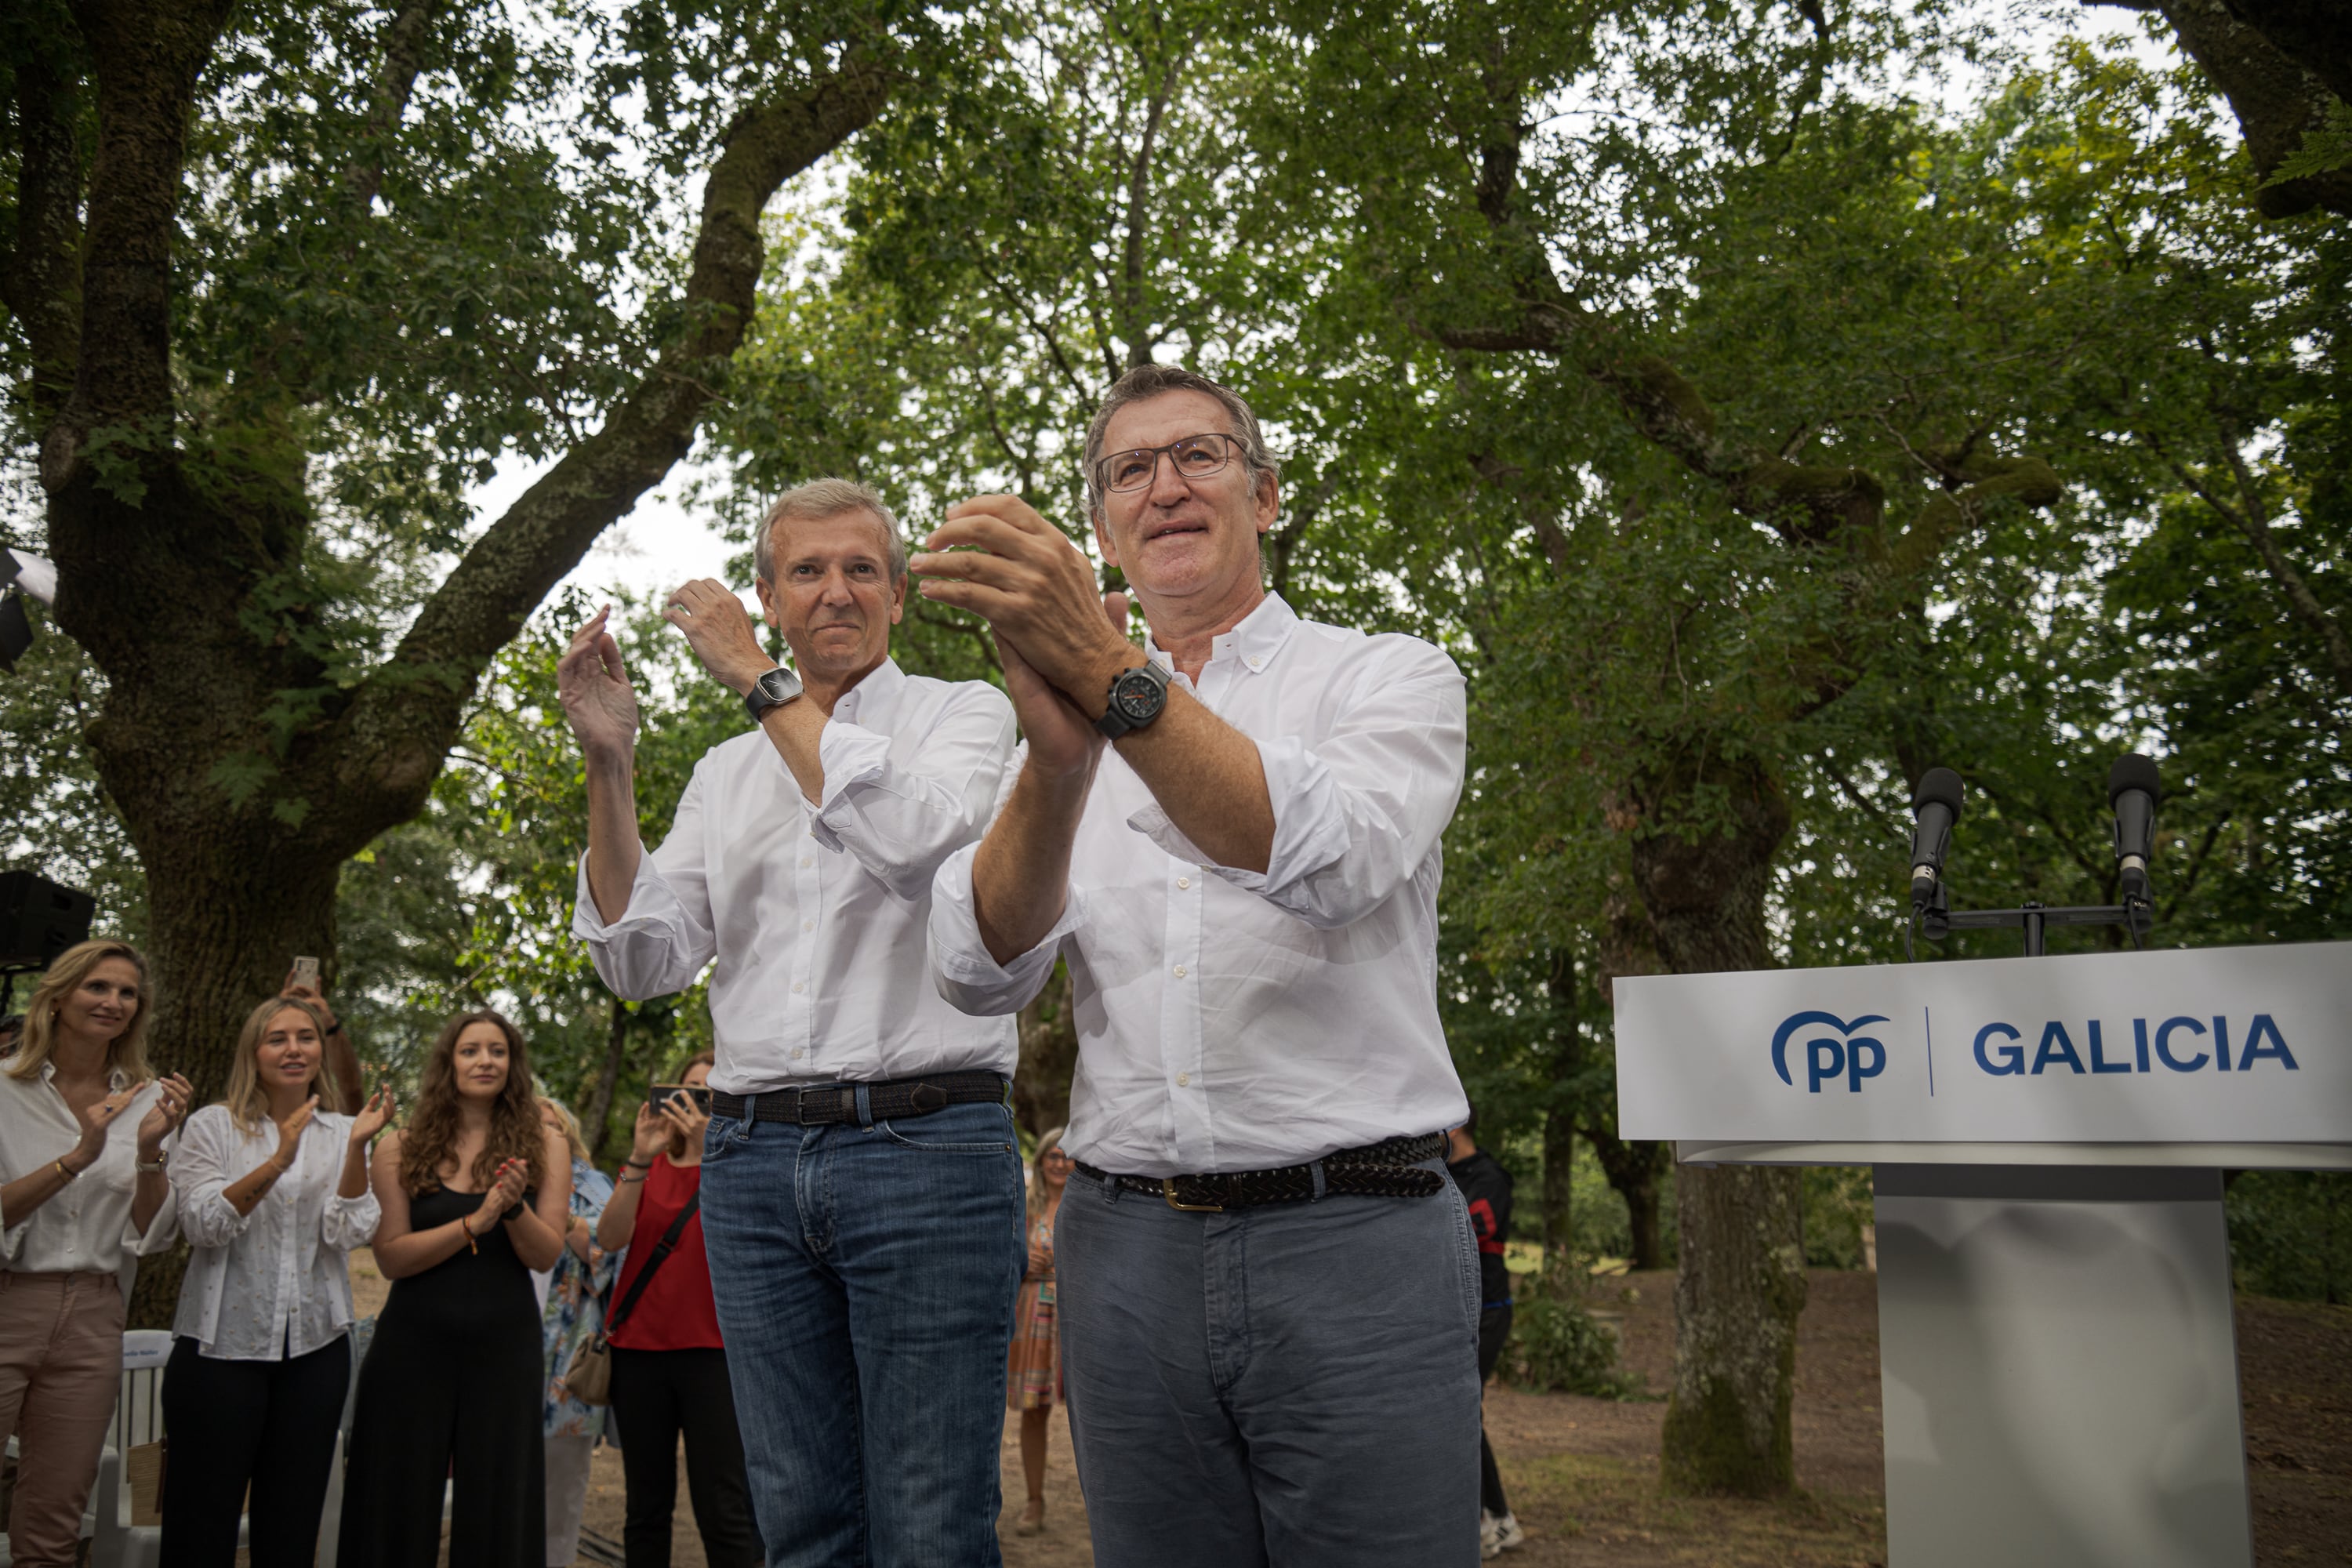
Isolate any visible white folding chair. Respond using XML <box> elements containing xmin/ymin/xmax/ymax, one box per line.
<box><xmin>86</xmin><ymin>1329</ymin><xmax>172</xmax><ymax>1568</ymax></box>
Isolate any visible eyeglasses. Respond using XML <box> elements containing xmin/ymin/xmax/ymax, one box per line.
<box><xmin>1092</xmin><ymin>433</ymin><xmax>1244</xmax><ymax>496</ymax></box>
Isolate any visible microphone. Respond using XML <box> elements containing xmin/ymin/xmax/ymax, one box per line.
<box><xmin>2108</xmin><ymin>753</ymin><xmax>2161</xmax><ymax>909</ymax></box>
<box><xmin>1908</xmin><ymin>767</ymin><xmax>1965</xmax><ymax>913</ymax></box>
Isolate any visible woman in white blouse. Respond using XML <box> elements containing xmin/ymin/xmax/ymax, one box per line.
<box><xmin>161</xmin><ymin>991</ymin><xmax>392</xmax><ymax>1568</ymax></box>
<box><xmin>0</xmin><ymin>938</ymin><xmax>189</xmax><ymax>1568</ymax></box>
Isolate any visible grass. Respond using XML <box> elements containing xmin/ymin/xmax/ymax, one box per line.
<box><xmin>1513</xmin><ymin>1452</ymin><xmax>1889</xmax><ymax>1568</ymax></box>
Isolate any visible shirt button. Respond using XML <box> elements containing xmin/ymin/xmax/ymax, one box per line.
<box><xmin>1176</xmin><ymin>877</ymin><xmax>1191</xmax><ymax>890</ymax></box>
<box><xmin>1177</xmin><ymin>1073</ymin><xmax>1191</xmax><ymax>1087</ymax></box>
<box><xmin>803</xmin><ymin>920</ymin><xmax>815</xmax><ymax>933</ymax></box>
<box><xmin>791</xmin><ymin>1048</ymin><xmax>806</xmax><ymax>1061</ymax></box>
<box><xmin>792</xmin><ymin>982</ymin><xmax>806</xmax><ymax>994</ymax></box>
<box><xmin>1172</xmin><ymin>965</ymin><xmax>1187</xmax><ymax>979</ymax></box>
<box><xmin>800</xmin><ymin>857</ymin><xmax>814</xmax><ymax>869</ymax></box>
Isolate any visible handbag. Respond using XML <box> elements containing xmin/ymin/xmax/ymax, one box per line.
<box><xmin>562</xmin><ymin>1189</ymin><xmax>700</xmax><ymax>1408</ymax></box>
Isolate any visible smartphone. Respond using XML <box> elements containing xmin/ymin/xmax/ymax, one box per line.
<box><xmin>647</xmin><ymin>1083</ymin><xmax>712</xmax><ymax>1112</ymax></box>
<box><xmin>291</xmin><ymin>955</ymin><xmax>321</xmax><ymax>989</ymax></box>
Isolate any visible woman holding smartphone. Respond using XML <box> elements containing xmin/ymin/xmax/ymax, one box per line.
<box><xmin>338</xmin><ymin>1010</ymin><xmax>571</xmax><ymax>1568</ymax></box>
<box><xmin>162</xmin><ymin>991</ymin><xmax>393</xmax><ymax>1567</ymax></box>
<box><xmin>593</xmin><ymin>1051</ymin><xmax>760</xmax><ymax>1568</ymax></box>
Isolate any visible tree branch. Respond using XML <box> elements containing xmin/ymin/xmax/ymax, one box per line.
<box><xmin>42</xmin><ymin>0</ymin><xmax>238</xmax><ymax>485</ymax></box>
<box><xmin>1115</xmin><ymin>53</ymin><xmax>1178</xmax><ymax>372</ymax></box>
<box><xmin>0</xmin><ymin>20</ymin><xmax>88</xmax><ymax>434</ymax></box>
<box><xmin>338</xmin><ymin>0</ymin><xmax>444</xmax><ymax>212</ymax></box>
<box><xmin>328</xmin><ymin>50</ymin><xmax>898</xmax><ymax>822</ymax></box>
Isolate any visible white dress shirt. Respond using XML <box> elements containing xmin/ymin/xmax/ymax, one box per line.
<box><xmin>931</xmin><ymin>593</ymin><xmax>1471</xmax><ymax>1177</ymax></box>
<box><xmin>0</xmin><ymin>1062</ymin><xmax>179</xmax><ymax>1272</ymax></box>
<box><xmin>169</xmin><ymin>1104</ymin><xmax>380</xmax><ymax>1360</ymax></box>
<box><xmin>575</xmin><ymin>656</ymin><xmax>1020</xmax><ymax>1093</ymax></box>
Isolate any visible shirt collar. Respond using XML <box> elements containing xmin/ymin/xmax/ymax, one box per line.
<box><xmin>1144</xmin><ymin>593</ymin><xmax>1298</xmax><ymax>677</ymax></box>
<box><xmin>831</xmin><ymin>655</ymin><xmax>906</xmax><ymax>726</ymax></box>
<box><xmin>38</xmin><ymin>1059</ymin><xmax>132</xmax><ymax>1092</ymax></box>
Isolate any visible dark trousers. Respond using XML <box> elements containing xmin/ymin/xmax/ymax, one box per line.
<box><xmin>1477</xmin><ymin>1304</ymin><xmax>1513</xmax><ymax>1517</ymax></box>
<box><xmin>158</xmin><ymin>1333</ymin><xmax>350</xmax><ymax>1568</ymax></box>
<box><xmin>608</xmin><ymin>1345</ymin><xmax>762</xmax><ymax>1568</ymax></box>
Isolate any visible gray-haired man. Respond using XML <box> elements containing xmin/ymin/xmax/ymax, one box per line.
<box><xmin>564</xmin><ymin>479</ymin><xmax>1025</xmax><ymax>1567</ymax></box>
<box><xmin>916</xmin><ymin>366</ymin><xmax>1483</xmax><ymax>1566</ymax></box>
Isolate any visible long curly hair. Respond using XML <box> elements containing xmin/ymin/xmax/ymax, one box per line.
<box><xmin>398</xmin><ymin>1009</ymin><xmax>544</xmax><ymax>1196</ymax></box>
<box><xmin>5</xmin><ymin>939</ymin><xmax>154</xmax><ymax>1084</ymax></box>
<box><xmin>221</xmin><ymin>996</ymin><xmax>343</xmax><ymax>1134</ymax></box>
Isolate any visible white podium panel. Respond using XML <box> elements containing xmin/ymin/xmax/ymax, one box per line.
<box><xmin>1617</xmin><ymin>941</ymin><xmax>2352</xmax><ymax>1152</ymax></box>
<box><xmin>1875</xmin><ymin>1166</ymin><xmax>2250</xmax><ymax>1568</ymax></box>
<box><xmin>1613</xmin><ymin>941</ymin><xmax>2352</xmax><ymax>1568</ymax></box>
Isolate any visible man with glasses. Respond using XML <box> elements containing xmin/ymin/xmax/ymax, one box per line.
<box><xmin>916</xmin><ymin>364</ymin><xmax>1482</xmax><ymax>1566</ymax></box>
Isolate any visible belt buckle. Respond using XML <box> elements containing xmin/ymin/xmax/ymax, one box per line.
<box><xmin>1163</xmin><ymin>1174</ymin><xmax>1223</xmax><ymax>1213</ymax></box>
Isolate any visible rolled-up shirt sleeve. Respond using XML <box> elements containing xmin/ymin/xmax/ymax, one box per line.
<box><xmin>928</xmin><ymin>839</ymin><xmax>1087</xmax><ymax>1017</ymax></box>
<box><xmin>323</xmin><ymin>1188</ymin><xmax>380</xmax><ymax>1251</ymax></box>
<box><xmin>1127</xmin><ymin>640</ymin><xmax>1466</xmax><ymax>930</ymax></box>
<box><xmin>168</xmin><ymin>1110</ymin><xmax>252</xmax><ymax>1250</ymax></box>
<box><xmin>810</xmin><ymin>684</ymin><xmax>1017</xmax><ymax>902</ymax></box>
<box><xmin>572</xmin><ymin>769</ymin><xmax>718</xmax><ymax>1000</ymax></box>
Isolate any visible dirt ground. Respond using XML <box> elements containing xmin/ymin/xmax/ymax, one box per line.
<box><xmin>347</xmin><ymin>1254</ymin><xmax>2351</xmax><ymax>1566</ymax></box>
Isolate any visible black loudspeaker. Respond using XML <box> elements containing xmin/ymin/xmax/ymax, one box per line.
<box><xmin>0</xmin><ymin>872</ymin><xmax>96</xmax><ymax>969</ymax></box>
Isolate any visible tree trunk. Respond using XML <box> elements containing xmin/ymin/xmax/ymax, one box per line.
<box><xmin>1588</xmin><ymin>1131</ymin><xmax>1670</xmax><ymax>1271</ymax></box>
<box><xmin>1539</xmin><ymin>1110</ymin><xmax>1577</xmax><ymax>1288</ymax></box>
<box><xmin>1629</xmin><ymin>752</ymin><xmax>1809</xmax><ymax>1497</ymax></box>
<box><xmin>1659</xmin><ymin>1160</ymin><xmax>1809</xmax><ymax>1496</ymax></box>
<box><xmin>583</xmin><ymin>996</ymin><xmax>632</xmax><ymax>1162</ymax></box>
<box><xmin>1012</xmin><ymin>962</ymin><xmax>1077</xmax><ymax>1138</ymax></box>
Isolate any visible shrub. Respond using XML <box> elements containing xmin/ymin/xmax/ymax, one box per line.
<box><xmin>1504</xmin><ymin>1290</ymin><xmax>1645</xmax><ymax>1399</ymax></box>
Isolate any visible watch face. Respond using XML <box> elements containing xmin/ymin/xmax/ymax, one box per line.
<box><xmin>1113</xmin><ymin>670</ymin><xmax>1163</xmax><ymax>721</ymax></box>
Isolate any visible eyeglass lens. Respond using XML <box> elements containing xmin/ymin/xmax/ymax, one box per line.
<box><xmin>1098</xmin><ymin>434</ymin><xmax>1236</xmax><ymax>494</ymax></box>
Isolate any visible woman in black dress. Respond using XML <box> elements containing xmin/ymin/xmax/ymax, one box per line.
<box><xmin>339</xmin><ymin>1010</ymin><xmax>572</xmax><ymax>1568</ymax></box>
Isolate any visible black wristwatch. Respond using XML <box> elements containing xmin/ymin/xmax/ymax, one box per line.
<box><xmin>501</xmin><ymin>1200</ymin><xmax>528</xmax><ymax>1223</ymax></box>
<box><xmin>1097</xmin><ymin>659</ymin><xmax>1171</xmax><ymax>739</ymax></box>
<box><xmin>744</xmin><ymin>665</ymin><xmax>803</xmax><ymax>723</ymax></box>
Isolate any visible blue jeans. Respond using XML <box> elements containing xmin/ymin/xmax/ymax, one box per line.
<box><xmin>1055</xmin><ymin>1160</ymin><xmax>1485</xmax><ymax>1568</ymax></box>
<box><xmin>700</xmin><ymin>1099</ymin><xmax>1026</xmax><ymax>1568</ymax></box>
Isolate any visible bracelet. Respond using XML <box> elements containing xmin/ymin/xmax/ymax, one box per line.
<box><xmin>501</xmin><ymin>1200</ymin><xmax>527</xmax><ymax>1223</ymax></box>
<box><xmin>621</xmin><ymin>1159</ymin><xmax>652</xmax><ymax>1170</ymax></box>
<box><xmin>54</xmin><ymin>1158</ymin><xmax>81</xmax><ymax>1183</ymax></box>
<box><xmin>460</xmin><ymin>1216</ymin><xmax>480</xmax><ymax>1255</ymax></box>
<box><xmin>136</xmin><ymin>1157</ymin><xmax>167</xmax><ymax>1175</ymax></box>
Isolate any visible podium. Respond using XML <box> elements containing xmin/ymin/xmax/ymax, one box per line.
<box><xmin>1616</xmin><ymin>940</ymin><xmax>2352</xmax><ymax>1568</ymax></box>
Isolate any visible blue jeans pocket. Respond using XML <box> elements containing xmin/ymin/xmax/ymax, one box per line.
<box><xmin>702</xmin><ymin>1115</ymin><xmax>747</xmax><ymax>1163</ymax></box>
<box><xmin>876</xmin><ymin>1102</ymin><xmax>1016</xmax><ymax>1154</ymax></box>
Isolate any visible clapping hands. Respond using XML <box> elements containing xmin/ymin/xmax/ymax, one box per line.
<box><xmin>466</xmin><ymin>1158</ymin><xmax>530</xmax><ymax>1236</ymax></box>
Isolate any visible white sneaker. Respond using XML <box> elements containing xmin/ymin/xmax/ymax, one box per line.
<box><xmin>1492</xmin><ymin>1512</ymin><xmax>1526</xmax><ymax>1551</ymax></box>
<box><xmin>1479</xmin><ymin>1511</ymin><xmax>1504</xmax><ymax>1560</ymax></box>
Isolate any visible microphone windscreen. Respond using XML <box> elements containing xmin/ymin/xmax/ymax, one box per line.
<box><xmin>1911</xmin><ymin>767</ymin><xmax>1965</xmax><ymax>821</ymax></box>
<box><xmin>2107</xmin><ymin>753</ymin><xmax>2161</xmax><ymax>806</ymax></box>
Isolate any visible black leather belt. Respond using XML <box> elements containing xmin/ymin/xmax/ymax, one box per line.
<box><xmin>710</xmin><ymin>1071</ymin><xmax>1007</xmax><ymax>1127</ymax></box>
<box><xmin>1075</xmin><ymin>1132</ymin><xmax>1447</xmax><ymax>1212</ymax></box>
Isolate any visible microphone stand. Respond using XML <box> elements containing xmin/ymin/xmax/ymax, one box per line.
<box><xmin>1912</xmin><ymin>882</ymin><xmax>2153</xmax><ymax>959</ymax></box>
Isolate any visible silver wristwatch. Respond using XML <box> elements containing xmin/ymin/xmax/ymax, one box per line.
<box><xmin>744</xmin><ymin>665</ymin><xmax>803</xmax><ymax>723</ymax></box>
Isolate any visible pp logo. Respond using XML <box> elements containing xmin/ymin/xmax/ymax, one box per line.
<box><xmin>1771</xmin><ymin>1011</ymin><xmax>1889</xmax><ymax>1094</ymax></box>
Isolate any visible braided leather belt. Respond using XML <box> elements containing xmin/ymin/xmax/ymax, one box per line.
<box><xmin>710</xmin><ymin>1071</ymin><xmax>1008</xmax><ymax>1127</ymax></box>
<box><xmin>1075</xmin><ymin>1132</ymin><xmax>1448</xmax><ymax>1212</ymax></box>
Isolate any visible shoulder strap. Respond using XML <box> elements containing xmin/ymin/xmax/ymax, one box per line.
<box><xmin>601</xmin><ymin>1189</ymin><xmax>702</xmax><ymax>1338</ymax></box>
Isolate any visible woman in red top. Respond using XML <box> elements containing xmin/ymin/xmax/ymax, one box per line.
<box><xmin>593</xmin><ymin>1052</ymin><xmax>761</xmax><ymax>1568</ymax></box>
